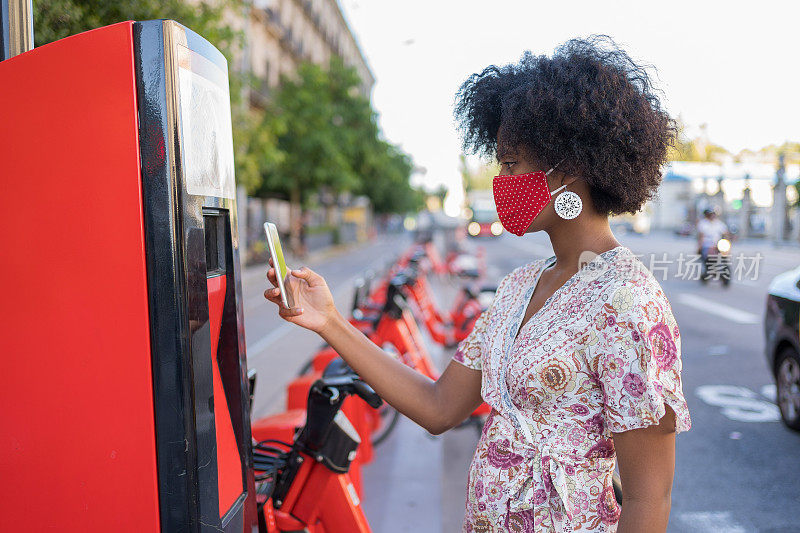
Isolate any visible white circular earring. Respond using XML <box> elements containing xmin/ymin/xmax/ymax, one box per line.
<box><xmin>554</xmin><ymin>187</ymin><xmax>583</xmax><ymax>219</ymax></box>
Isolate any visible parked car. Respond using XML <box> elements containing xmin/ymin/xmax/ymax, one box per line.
<box><xmin>765</xmin><ymin>266</ymin><xmax>800</xmax><ymax>431</ymax></box>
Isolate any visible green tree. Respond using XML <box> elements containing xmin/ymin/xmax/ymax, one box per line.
<box><xmin>259</xmin><ymin>60</ymin><xmax>420</xmax><ymax>246</ymax></box>
<box><xmin>33</xmin><ymin>0</ymin><xmax>239</xmax><ymax>52</ymax></box>
<box><xmin>33</xmin><ymin>0</ymin><xmax>284</xmax><ymax>198</ymax></box>
<box><xmin>258</xmin><ymin>61</ymin><xmax>360</xmax><ymax>250</ymax></box>
<box><xmin>32</xmin><ymin>3</ymin><xmax>420</xmax><ymax>243</ymax></box>
<box><xmin>232</xmin><ymin>103</ymin><xmax>285</xmax><ymax>194</ymax></box>
<box><xmin>356</xmin><ymin>141</ymin><xmax>423</xmax><ymax>214</ymax></box>
<box><xmin>459</xmin><ymin>153</ymin><xmax>498</xmax><ymax>192</ymax></box>
<box><xmin>668</xmin><ymin>118</ymin><xmax>729</xmax><ymax>162</ymax></box>
<box><xmin>738</xmin><ymin>141</ymin><xmax>800</xmax><ymax>165</ymax></box>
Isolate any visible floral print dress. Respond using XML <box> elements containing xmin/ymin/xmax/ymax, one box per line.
<box><xmin>452</xmin><ymin>246</ymin><xmax>691</xmax><ymax>532</ymax></box>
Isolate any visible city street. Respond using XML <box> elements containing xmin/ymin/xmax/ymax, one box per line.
<box><xmin>10</xmin><ymin>1</ymin><xmax>800</xmax><ymax>531</ymax></box>
<box><xmin>242</xmin><ymin>230</ymin><xmax>800</xmax><ymax>533</ymax></box>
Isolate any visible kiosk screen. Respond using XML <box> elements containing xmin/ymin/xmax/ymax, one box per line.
<box><xmin>177</xmin><ymin>45</ymin><xmax>235</xmax><ymax>199</ymax></box>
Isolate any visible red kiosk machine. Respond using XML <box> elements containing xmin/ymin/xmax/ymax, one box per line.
<box><xmin>1</xmin><ymin>20</ymin><xmax>257</xmax><ymax>532</ymax></box>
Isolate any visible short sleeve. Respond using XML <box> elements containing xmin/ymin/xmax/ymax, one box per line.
<box><xmin>450</xmin><ymin>270</ymin><xmax>513</xmax><ymax>371</ymax></box>
<box><xmin>590</xmin><ymin>279</ymin><xmax>692</xmax><ymax>434</ymax></box>
<box><xmin>451</xmin><ymin>305</ymin><xmax>489</xmax><ymax>370</ymax></box>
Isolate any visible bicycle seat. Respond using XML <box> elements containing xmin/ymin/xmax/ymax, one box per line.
<box><xmin>457</xmin><ymin>268</ymin><xmax>480</xmax><ymax>279</ymax></box>
<box><xmin>389</xmin><ymin>272</ymin><xmax>409</xmax><ymax>287</ymax></box>
<box><xmin>461</xmin><ymin>286</ymin><xmax>479</xmax><ymax>300</ymax></box>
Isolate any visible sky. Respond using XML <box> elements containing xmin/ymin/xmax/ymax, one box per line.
<box><xmin>339</xmin><ymin>0</ymin><xmax>800</xmax><ymax>213</ymax></box>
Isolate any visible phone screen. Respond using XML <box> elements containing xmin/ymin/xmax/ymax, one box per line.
<box><xmin>268</xmin><ymin>224</ymin><xmax>289</xmax><ymax>281</ymax></box>
<box><xmin>264</xmin><ymin>222</ymin><xmax>294</xmax><ymax>308</ymax></box>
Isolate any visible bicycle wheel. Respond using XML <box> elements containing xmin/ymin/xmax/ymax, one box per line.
<box><xmin>371</xmin><ymin>403</ymin><xmax>401</xmax><ymax>446</ymax></box>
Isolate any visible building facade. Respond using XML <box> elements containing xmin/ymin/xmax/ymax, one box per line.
<box><xmin>227</xmin><ymin>0</ymin><xmax>375</xmax><ymax>262</ymax></box>
<box><xmin>246</xmin><ymin>0</ymin><xmax>374</xmax><ymax>105</ymax></box>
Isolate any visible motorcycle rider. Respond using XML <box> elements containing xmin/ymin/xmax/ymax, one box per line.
<box><xmin>697</xmin><ymin>208</ymin><xmax>728</xmax><ymax>255</ymax></box>
<box><xmin>696</xmin><ymin>207</ymin><xmax>730</xmax><ymax>280</ymax></box>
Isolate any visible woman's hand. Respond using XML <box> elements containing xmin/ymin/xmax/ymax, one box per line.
<box><xmin>264</xmin><ymin>258</ymin><xmax>339</xmax><ymax>334</ymax></box>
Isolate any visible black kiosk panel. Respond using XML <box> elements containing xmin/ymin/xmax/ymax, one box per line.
<box><xmin>134</xmin><ymin>20</ymin><xmax>255</xmax><ymax>532</ymax></box>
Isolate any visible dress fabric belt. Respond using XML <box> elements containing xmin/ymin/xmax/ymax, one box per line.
<box><xmin>503</xmin><ymin>442</ymin><xmax>616</xmax><ymax>522</ymax></box>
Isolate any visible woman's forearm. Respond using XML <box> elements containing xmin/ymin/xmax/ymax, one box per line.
<box><xmin>616</xmin><ymin>497</ymin><xmax>670</xmax><ymax>533</ymax></box>
<box><xmin>318</xmin><ymin>310</ymin><xmax>453</xmax><ymax>434</ymax></box>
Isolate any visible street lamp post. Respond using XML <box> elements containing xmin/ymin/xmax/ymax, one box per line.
<box><xmin>773</xmin><ymin>153</ymin><xmax>788</xmax><ymax>243</ymax></box>
<box><xmin>715</xmin><ymin>175</ymin><xmax>725</xmax><ymax>220</ymax></box>
<box><xmin>0</xmin><ymin>0</ymin><xmax>33</xmax><ymax>61</ymax></box>
<box><xmin>741</xmin><ymin>174</ymin><xmax>753</xmax><ymax>240</ymax></box>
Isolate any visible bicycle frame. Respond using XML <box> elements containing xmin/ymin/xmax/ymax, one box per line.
<box><xmin>255</xmin><ymin>375</ymin><xmax>380</xmax><ymax>532</ymax></box>
<box><xmin>401</xmin><ymin>272</ymin><xmax>484</xmax><ymax>347</ymax></box>
<box><xmin>367</xmin><ymin>286</ymin><xmax>491</xmax><ymax>419</ymax></box>
<box><xmin>266</xmin><ymin>454</ymin><xmax>369</xmax><ymax>533</ymax></box>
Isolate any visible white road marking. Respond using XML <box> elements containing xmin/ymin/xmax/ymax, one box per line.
<box><xmin>708</xmin><ymin>345</ymin><xmax>729</xmax><ymax>356</ymax></box>
<box><xmin>760</xmin><ymin>383</ymin><xmax>777</xmax><ymax>403</ymax></box>
<box><xmin>246</xmin><ymin>324</ymin><xmax>293</xmax><ymax>359</ymax></box>
<box><xmin>695</xmin><ymin>385</ymin><xmax>780</xmax><ymax>422</ymax></box>
<box><xmin>679</xmin><ymin>511</ymin><xmax>749</xmax><ymax>532</ymax></box>
<box><xmin>676</xmin><ymin>293</ymin><xmax>760</xmax><ymax>324</ymax></box>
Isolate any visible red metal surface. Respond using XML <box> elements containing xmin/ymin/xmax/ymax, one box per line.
<box><xmin>259</xmin><ymin>499</ymin><xmax>279</xmax><ymax>532</ymax></box>
<box><xmin>286</xmin><ymin>372</ymin><xmax>321</xmax><ymax>411</ymax></box>
<box><xmin>0</xmin><ymin>22</ymin><xmax>161</xmax><ymax>530</ymax></box>
<box><xmin>207</xmin><ymin>275</ymin><xmax>244</xmax><ymax>517</ymax></box>
<box><xmin>282</xmin><ymin>460</ymin><xmax>371</xmax><ymax>533</ymax></box>
<box><xmin>310</xmin><ymin>346</ymin><xmax>339</xmax><ymax>373</ymax></box>
<box><xmin>370</xmin><ymin>307</ymin><xmax>491</xmax><ymax>419</ymax></box>
<box><xmin>251</xmin><ymin>410</ymin><xmax>306</xmax><ymax>445</ymax></box>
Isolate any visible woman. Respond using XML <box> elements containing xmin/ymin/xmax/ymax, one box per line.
<box><xmin>264</xmin><ymin>36</ymin><xmax>691</xmax><ymax>532</ymax></box>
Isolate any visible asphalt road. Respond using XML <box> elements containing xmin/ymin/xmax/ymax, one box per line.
<box><xmin>241</xmin><ymin>229</ymin><xmax>800</xmax><ymax>532</ymax></box>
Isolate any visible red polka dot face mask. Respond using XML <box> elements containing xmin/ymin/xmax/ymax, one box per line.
<box><xmin>492</xmin><ymin>164</ymin><xmax>565</xmax><ymax>236</ymax></box>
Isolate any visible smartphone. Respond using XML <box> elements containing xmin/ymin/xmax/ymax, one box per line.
<box><xmin>263</xmin><ymin>222</ymin><xmax>296</xmax><ymax>309</ymax></box>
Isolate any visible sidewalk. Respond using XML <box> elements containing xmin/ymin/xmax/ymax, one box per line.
<box><xmin>240</xmin><ymin>231</ymin><xmax>482</xmax><ymax>531</ymax></box>
<box><xmin>240</xmin><ymin>237</ymin><xmax>380</xmax><ymax>289</ymax></box>
<box><xmin>361</xmin><ymin>270</ymin><xmax>480</xmax><ymax>533</ymax></box>
<box><xmin>242</xmin><ymin>232</ymin><xmax>410</xmax><ymax>419</ymax></box>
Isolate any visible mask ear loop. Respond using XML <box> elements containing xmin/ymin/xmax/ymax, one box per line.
<box><xmin>545</xmin><ymin>158</ymin><xmax>568</xmax><ymax>194</ymax></box>
<box><xmin>544</xmin><ymin>158</ymin><xmax>566</xmax><ymax>176</ymax></box>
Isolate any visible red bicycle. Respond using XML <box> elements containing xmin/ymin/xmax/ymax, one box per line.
<box><xmin>351</xmin><ymin>274</ymin><xmax>491</xmax><ymax>433</ymax></box>
<box><xmin>397</xmin><ymin>260</ymin><xmax>496</xmax><ymax>348</ymax></box>
<box><xmin>254</xmin><ymin>367</ymin><xmax>382</xmax><ymax>532</ymax></box>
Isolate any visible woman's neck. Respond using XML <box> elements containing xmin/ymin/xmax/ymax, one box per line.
<box><xmin>546</xmin><ymin>215</ymin><xmax>619</xmax><ymax>273</ymax></box>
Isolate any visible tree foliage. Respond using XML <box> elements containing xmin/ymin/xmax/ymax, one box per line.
<box><xmin>33</xmin><ymin>0</ymin><xmax>239</xmax><ymax>52</ymax></box>
<box><xmin>356</xmin><ymin>141</ymin><xmax>423</xmax><ymax>214</ymax></box>
<box><xmin>32</xmin><ymin>1</ymin><xmax>420</xmax><ymax>217</ymax></box>
<box><xmin>667</xmin><ymin>120</ymin><xmax>729</xmax><ymax>163</ymax></box>
<box><xmin>259</xmin><ymin>59</ymin><xmax>421</xmax><ymax>214</ymax></box>
<box><xmin>459</xmin><ymin>154</ymin><xmax>498</xmax><ymax>192</ymax></box>
<box><xmin>258</xmin><ymin>61</ymin><xmax>359</xmax><ymax>204</ymax></box>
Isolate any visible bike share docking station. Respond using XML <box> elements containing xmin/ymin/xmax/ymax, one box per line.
<box><xmin>1</xmin><ymin>6</ymin><xmax>257</xmax><ymax>531</ymax></box>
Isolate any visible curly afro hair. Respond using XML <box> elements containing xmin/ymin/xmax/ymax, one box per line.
<box><xmin>454</xmin><ymin>35</ymin><xmax>675</xmax><ymax>215</ymax></box>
